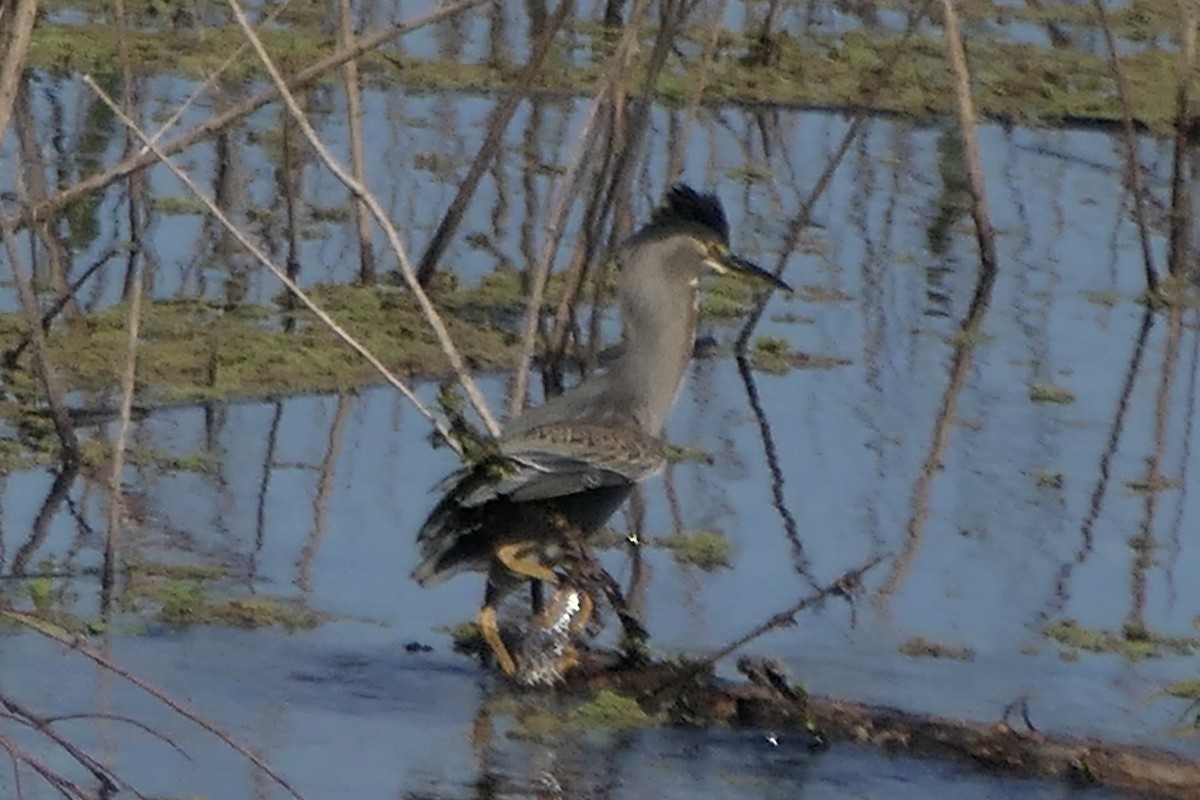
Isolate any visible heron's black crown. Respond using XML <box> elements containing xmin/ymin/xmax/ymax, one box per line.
<box><xmin>641</xmin><ymin>184</ymin><xmax>730</xmax><ymax>245</ymax></box>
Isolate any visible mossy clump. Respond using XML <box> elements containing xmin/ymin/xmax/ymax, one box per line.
<box><xmin>1034</xmin><ymin>470</ymin><xmax>1064</xmax><ymax>489</ymax></box>
<box><xmin>799</xmin><ymin>285</ymin><xmax>852</xmax><ymax>304</ymax></box>
<box><xmin>443</xmin><ymin>621</ymin><xmax>487</xmax><ymax>656</ymax></box>
<box><xmin>700</xmin><ymin>273</ymin><xmax>761</xmax><ymax>319</ymax></box>
<box><xmin>664</xmin><ymin>444</ymin><xmax>715</xmax><ymax>465</ymax></box>
<box><xmin>1125</xmin><ymin>474</ymin><xmax>1181</xmax><ymax>493</ymax></box>
<box><xmin>156</xmin><ymin>584</ymin><xmax>322</xmax><ymax>631</ymax></box>
<box><xmin>656</xmin><ymin>529</ymin><xmax>732</xmax><ymax>571</ymax></box>
<box><xmin>1043</xmin><ymin>619</ymin><xmax>1200</xmax><ymax>660</ymax></box>
<box><xmin>1029</xmin><ymin>383</ymin><xmax>1076</xmax><ymax>404</ymax></box>
<box><xmin>898</xmin><ymin>635</ymin><xmax>975</xmax><ymax>661</ymax></box>
<box><xmin>570</xmin><ymin>690</ymin><xmax>655</xmax><ymax>729</ymax></box>
<box><xmin>205</xmin><ymin>597</ymin><xmax>323</xmax><ymax>631</ymax></box>
<box><xmin>1166</xmin><ymin>680</ymin><xmax>1200</xmax><ymax>700</ymax></box>
<box><xmin>750</xmin><ymin>336</ymin><xmax>849</xmax><ymax>374</ymax></box>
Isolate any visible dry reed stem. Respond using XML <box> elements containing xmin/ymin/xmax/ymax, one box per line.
<box><xmin>141</xmin><ymin>1</ymin><xmax>292</xmax><ymax>152</ymax></box>
<box><xmin>0</xmin><ymin>214</ymin><xmax>82</xmax><ymax>467</ymax></box>
<box><xmin>939</xmin><ymin>0</ymin><xmax>998</xmax><ymax>276</ymax></box>
<box><xmin>4</xmin><ymin>0</ymin><xmax>489</xmax><ymax>231</ymax></box>
<box><xmin>81</xmin><ymin>75</ymin><xmax>464</xmax><ymax>456</ymax></box>
<box><xmin>0</xmin><ymin>0</ymin><xmax>38</xmax><ymax>141</ymax></box>
<box><xmin>0</xmin><ymin>609</ymin><xmax>307</xmax><ymax>800</ymax></box>
<box><xmin>103</xmin><ymin>239</ymin><xmax>143</xmax><ymax>595</ymax></box>
<box><xmin>1092</xmin><ymin>0</ymin><xmax>1159</xmax><ymax>294</ymax></box>
<box><xmin>415</xmin><ymin>0</ymin><xmax>575</xmax><ymax>287</ymax></box>
<box><xmin>225</xmin><ymin>0</ymin><xmax>501</xmax><ymax>438</ymax></box>
<box><xmin>338</xmin><ymin>0</ymin><xmax>376</xmax><ymax>284</ymax></box>
<box><xmin>508</xmin><ymin>0</ymin><xmax>654</xmax><ymax>417</ymax></box>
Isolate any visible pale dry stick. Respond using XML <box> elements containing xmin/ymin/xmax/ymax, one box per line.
<box><xmin>140</xmin><ymin>0</ymin><xmax>293</xmax><ymax>153</ymax></box>
<box><xmin>0</xmin><ymin>608</ymin><xmax>307</xmax><ymax>800</ymax></box>
<box><xmin>1092</xmin><ymin>0</ymin><xmax>1159</xmax><ymax>295</ymax></box>
<box><xmin>0</xmin><ymin>213</ymin><xmax>82</xmax><ymax>467</ymax></box>
<box><xmin>225</xmin><ymin>0</ymin><xmax>501</xmax><ymax>438</ymax></box>
<box><xmin>102</xmin><ymin>245</ymin><xmax>143</xmax><ymax>599</ymax></box>
<box><xmin>6</xmin><ymin>0</ymin><xmax>489</xmax><ymax>230</ymax></box>
<box><xmin>939</xmin><ymin>0</ymin><xmax>998</xmax><ymax>276</ymax></box>
<box><xmin>0</xmin><ymin>0</ymin><xmax>38</xmax><ymax>141</ymax></box>
<box><xmin>81</xmin><ymin>75</ymin><xmax>463</xmax><ymax>457</ymax></box>
<box><xmin>337</xmin><ymin>0</ymin><xmax>376</xmax><ymax>283</ymax></box>
<box><xmin>509</xmin><ymin>0</ymin><xmax>654</xmax><ymax>417</ymax></box>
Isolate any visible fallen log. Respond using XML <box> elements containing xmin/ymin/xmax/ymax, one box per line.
<box><xmin>538</xmin><ymin>652</ymin><xmax>1200</xmax><ymax>800</ymax></box>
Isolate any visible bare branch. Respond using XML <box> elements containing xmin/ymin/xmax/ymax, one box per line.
<box><xmin>81</xmin><ymin>75</ymin><xmax>465</xmax><ymax>456</ymax></box>
<box><xmin>225</xmin><ymin>0</ymin><xmax>501</xmax><ymax>438</ymax></box>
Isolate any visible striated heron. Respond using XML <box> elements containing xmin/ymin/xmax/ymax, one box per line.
<box><xmin>412</xmin><ymin>184</ymin><xmax>790</xmax><ymax>677</ymax></box>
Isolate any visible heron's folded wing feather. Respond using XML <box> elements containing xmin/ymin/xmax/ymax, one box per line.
<box><xmin>457</xmin><ymin>423</ymin><xmax>667</xmax><ymax>507</ymax></box>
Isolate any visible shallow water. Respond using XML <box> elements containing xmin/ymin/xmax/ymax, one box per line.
<box><xmin>3</xmin><ymin>7</ymin><xmax>1200</xmax><ymax>797</ymax></box>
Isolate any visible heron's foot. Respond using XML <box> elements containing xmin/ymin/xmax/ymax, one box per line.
<box><xmin>478</xmin><ymin>604</ymin><xmax>518</xmax><ymax>677</ymax></box>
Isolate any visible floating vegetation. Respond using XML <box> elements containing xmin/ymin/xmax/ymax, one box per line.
<box><xmin>1043</xmin><ymin>620</ymin><xmax>1200</xmax><ymax>661</ymax></box>
<box><xmin>1028</xmin><ymin>383</ymin><xmax>1076</xmax><ymax>404</ymax></box>
<box><xmin>664</xmin><ymin>444</ymin><xmax>716</xmax><ymax>465</ymax></box>
<box><xmin>1034</xmin><ymin>470</ymin><xmax>1064</xmax><ymax>489</ymax></box>
<box><xmin>898</xmin><ymin>636</ymin><xmax>975</xmax><ymax>661</ymax></box>
<box><xmin>1083</xmin><ymin>290</ymin><xmax>1122</xmax><ymax>308</ymax></box>
<box><xmin>799</xmin><ymin>285</ymin><xmax>853</xmax><ymax>304</ymax></box>
<box><xmin>750</xmin><ymin>336</ymin><xmax>850</xmax><ymax>374</ymax></box>
<box><xmin>1124</xmin><ymin>474</ymin><xmax>1182</xmax><ymax>494</ymax></box>
<box><xmin>656</xmin><ymin>529</ymin><xmax>733</xmax><ymax>571</ymax></box>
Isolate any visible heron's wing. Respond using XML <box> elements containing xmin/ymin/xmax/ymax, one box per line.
<box><xmin>457</xmin><ymin>423</ymin><xmax>668</xmax><ymax>507</ymax></box>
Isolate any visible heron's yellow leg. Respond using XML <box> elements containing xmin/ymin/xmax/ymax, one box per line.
<box><xmin>477</xmin><ymin>604</ymin><xmax>517</xmax><ymax>676</ymax></box>
<box><xmin>494</xmin><ymin>542</ymin><xmax>560</xmax><ymax>585</ymax></box>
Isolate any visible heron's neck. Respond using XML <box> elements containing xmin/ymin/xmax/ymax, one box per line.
<box><xmin>614</xmin><ymin>283</ymin><xmax>698</xmax><ymax>435</ymax></box>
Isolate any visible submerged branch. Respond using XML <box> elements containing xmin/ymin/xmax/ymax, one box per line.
<box><xmin>0</xmin><ymin>609</ymin><xmax>308</xmax><ymax>800</ymax></box>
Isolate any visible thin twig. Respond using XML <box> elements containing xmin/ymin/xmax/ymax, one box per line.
<box><xmin>0</xmin><ymin>730</ymin><xmax>99</xmax><ymax>800</ymax></box>
<box><xmin>0</xmin><ymin>609</ymin><xmax>307</xmax><ymax>800</ymax></box>
<box><xmin>102</xmin><ymin>229</ymin><xmax>143</xmax><ymax>603</ymax></box>
<box><xmin>5</xmin><ymin>0</ymin><xmax>490</xmax><ymax>231</ymax></box>
<box><xmin>0</xmin><ymin>692</ymin><xmax>128</xmax><ymax>798</ymax></box>
<box><xmin>140</xmin><ymin>0</ymin><xmax>294</xmax><ymax>153</ymax></box>
<box><xmin>43</xmin><ymin>713</ymin><xmax>192</xmax><ymax>761</ymax></box>
<box><xmin>0</xmin><ymin>213</ymin><xmax>82</xmax><ymax>468</ymax></box>
<box><xmin>337</xmin><ymin>0</ymin><xmax>376</xmax><ymax>284</ymax></box>
<box><xmin>508</xmin><ymin>0</ymin><xmax>655</xmax><ymax>417</ymax></box>
<box><xmin>225</xmin><ymin>0</ymin><xmax>501</xmax><ymax>438</ymax></box>
<box><xmin>80</xmin><ymin>75</ymin><xmax>464</xmax><ymax>456</ymax></box>
<box><xmin>416</xmin><ymin>0</ymin><xmax>575</xmax><ymax>287</ymax></box>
